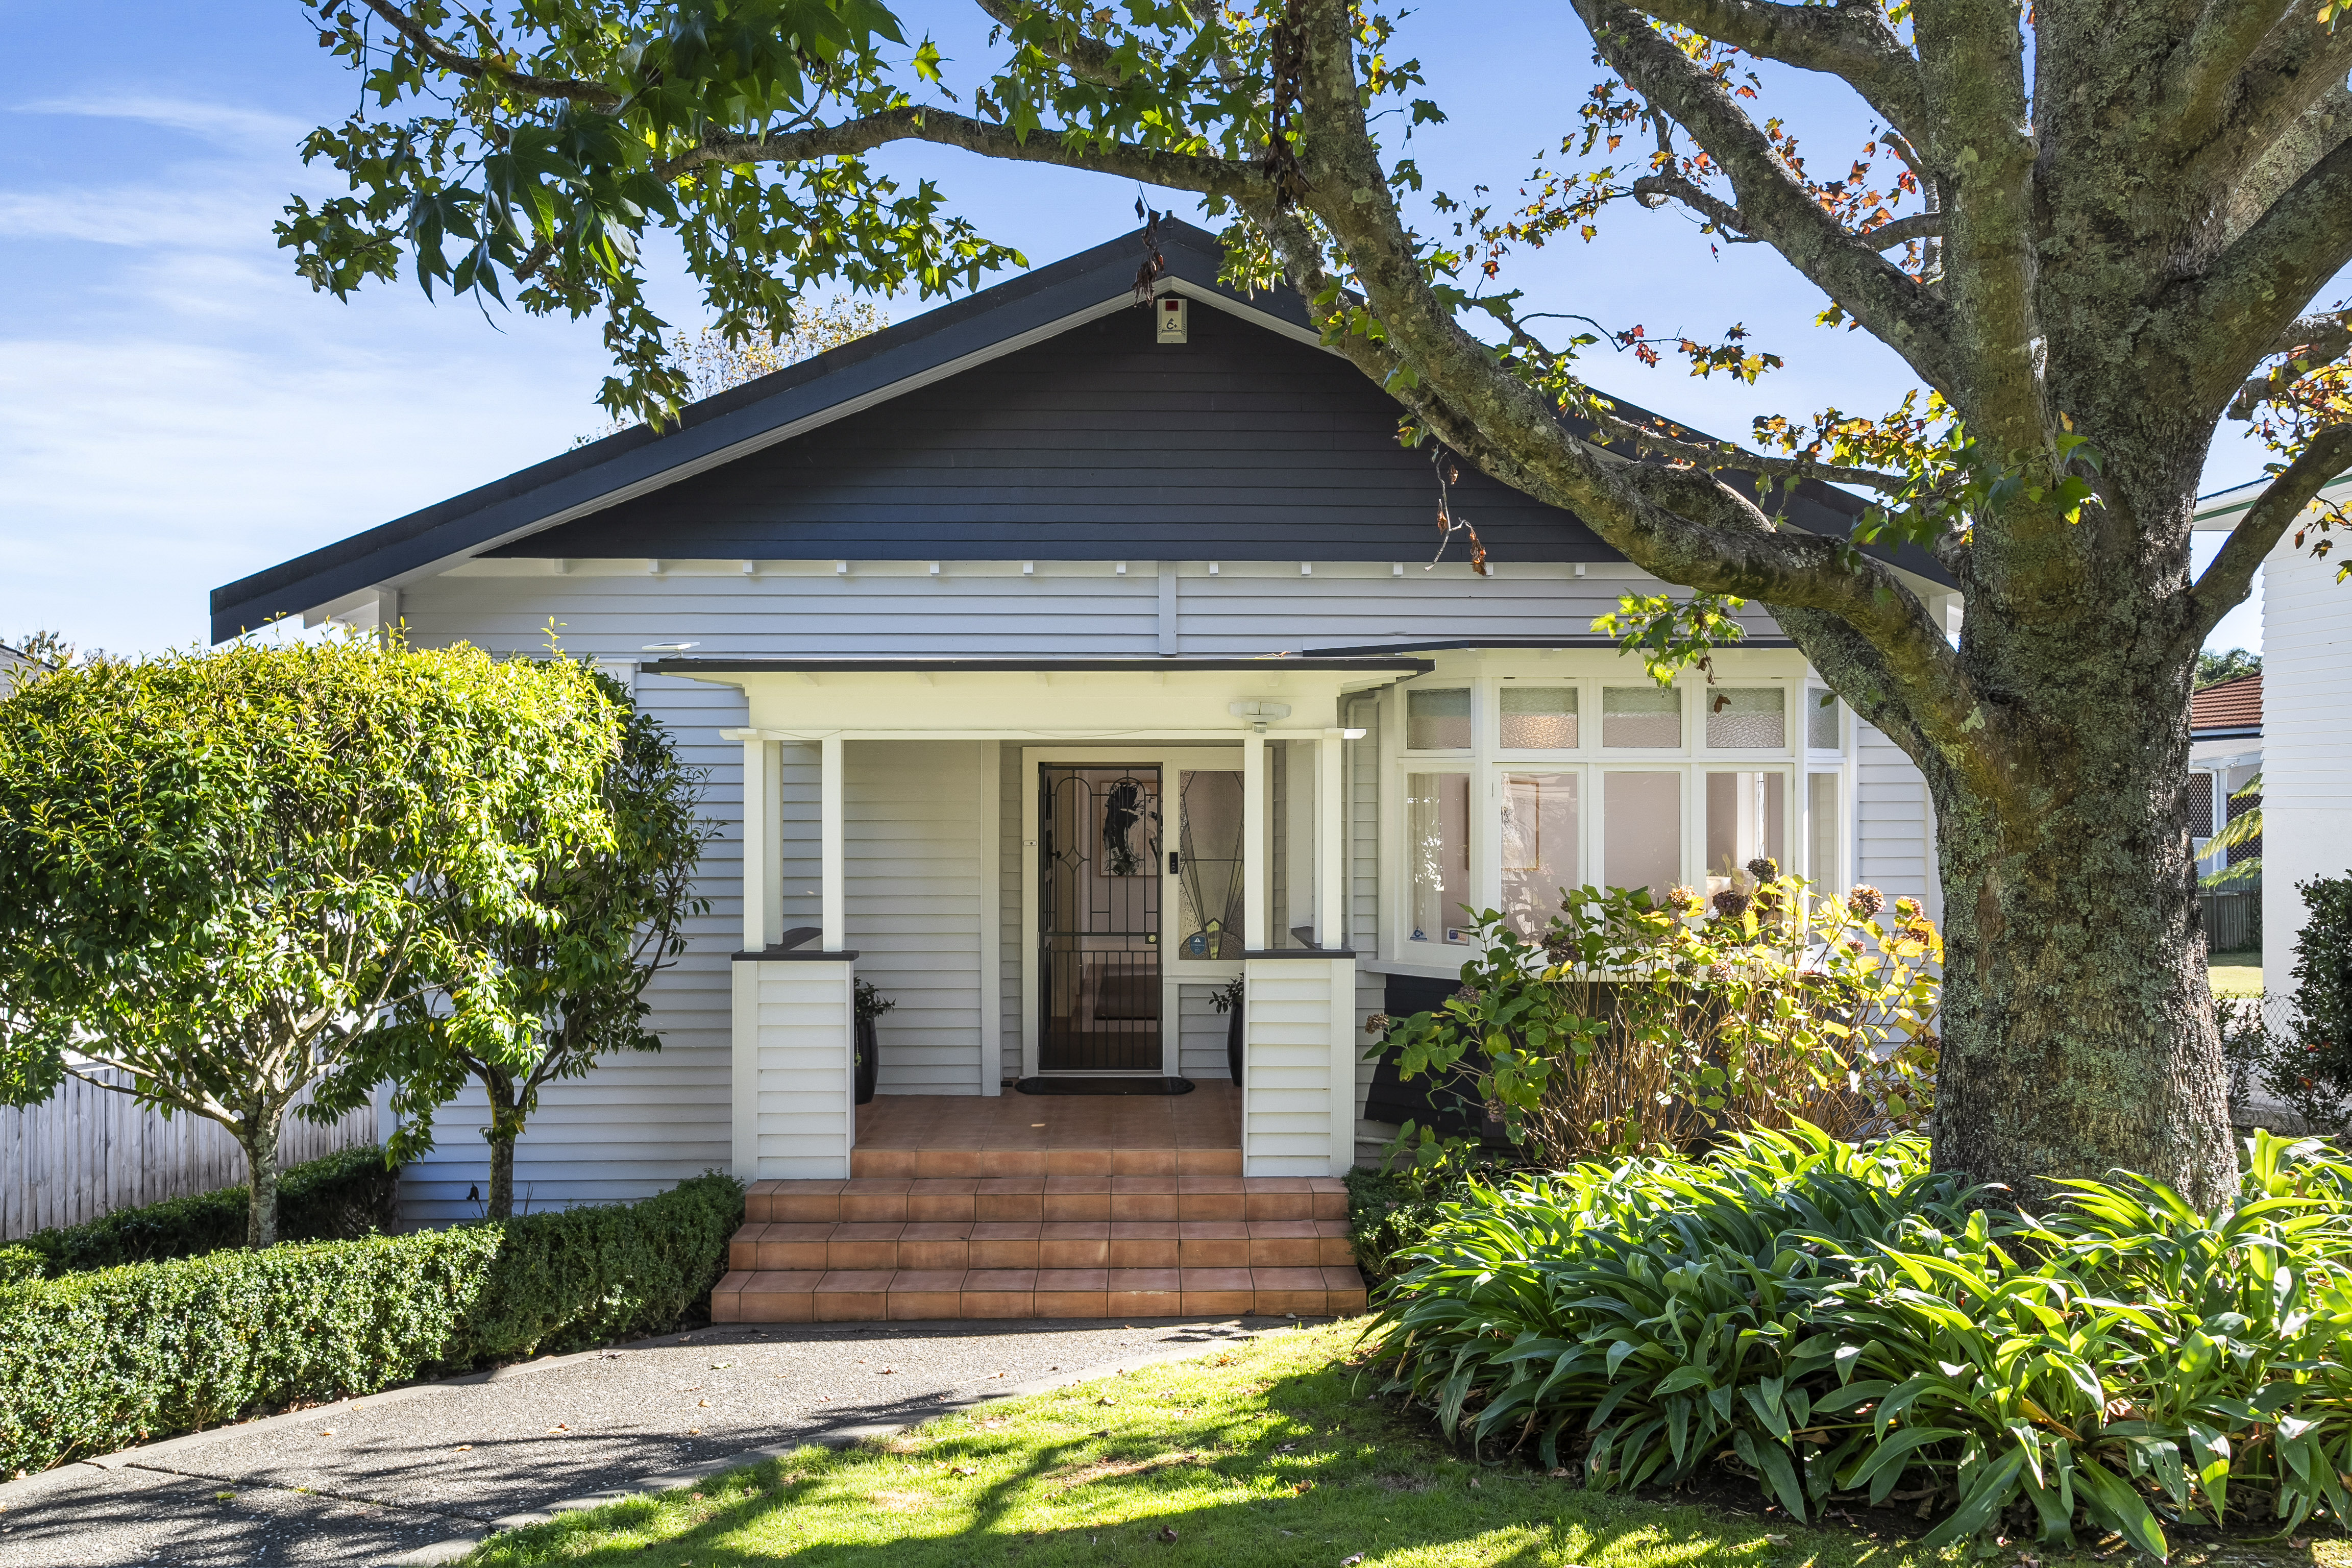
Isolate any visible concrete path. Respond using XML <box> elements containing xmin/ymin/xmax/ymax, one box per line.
<box><xmin>0</xmin><ymin>1315</ymin><xmax>1294</xmax><ymax>1567</ymax></box>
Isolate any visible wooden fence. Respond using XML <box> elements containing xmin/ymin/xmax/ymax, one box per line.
<box><xmin>0</xmin><ymin>1066</ymin><xmax>373</xmax><ymax>1241</ymax></box>
<box><xmin>2203</xmin><ymin>890</ymin><xmax>2259</xmax><ymax>953</ymax></box>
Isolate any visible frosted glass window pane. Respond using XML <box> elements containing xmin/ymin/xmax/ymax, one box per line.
<box><xmin>1602</xmin><ymin>686</ymin><xmax>1681</xmax><ymax>749</ymax></box>
<box><xmin>1407</xmin><ymin>688</ymin><xmax>1472</xmax><ymax>750</ymax></box>
<box><xmin>1704</xmin><ymin>771</ymin><xmax>1787</xmax><ymax>893</ymax></box>
<box><xmin>1808</xmin><ymin>773</ymin><xmax>1840</xmax><ymax>886</ymax></box>
<box><xmin>1500</xmin><ymin>687</ymin><xmax>1579</xmax><ymax>748</ymax></box>
<box><xmin>1603</xmin><ymin>772</ymin><xmax>1680</xmax><ymax>902</ymax></box>
<box><xmin>1502</xmin><ymin>772</ymin><xmax>1580</xmax><ymax>937</ymax></box>
<box><xmin>1807</xmin><ymin>689</ymin><xmax>1841</xmax><ymax>751</ymax></box>
<box><xmin>1705</xmin><ymin>687</ymin><xmax>1786</xmax><ymax>749</ymax></box>
<box><xmin>1176</xmin><ymin>770</ymin><xmax>1244</xmax><ymax>959</ymax></box>
<box><xmin>1407</xmin><ymin>772</ymin><xmax>1474</xmax><ymax>945</ymax></box>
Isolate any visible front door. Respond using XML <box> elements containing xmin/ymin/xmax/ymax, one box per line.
<box><xmin>1038</xmin><ymin>766</ymin><xmax>1162</xmax><ymax>1071</ymax></box>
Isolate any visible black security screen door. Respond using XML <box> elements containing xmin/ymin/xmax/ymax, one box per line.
<box><xmin>1039</xmin><ymin>766</ymin><xmax>1162</xmax><ymax>1072</ymax></box>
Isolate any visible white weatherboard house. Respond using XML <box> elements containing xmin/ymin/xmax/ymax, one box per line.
<box><xmin>2195</xmin><ymin>470</ymin><xmax>2352</xmax><ymax>997</ymax></box>
<box><xmin>214</xmin><ymin>224</ymin><xmax>1953</xmax><ymax>1259</ymax></box>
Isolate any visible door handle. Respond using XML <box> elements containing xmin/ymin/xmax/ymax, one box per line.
<box><xmin>1167</xmin><ymin>851</ymin><xmax>1182</xmax><ymax>874</ymax></box>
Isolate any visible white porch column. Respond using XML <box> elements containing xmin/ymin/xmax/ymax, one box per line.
<box><xmin>740</xmin><ymin>737</ymin><xmax>783</xmax><ymax>951</ymax></box>
<box><xmin>732</xmin><ymin>953</ymin><xmax>857</xmax><ymax>1180</ymax></box>
<box><xmin>1242</xmin><ymin>730</ymin><xmax>1267</xmax><ymax>951</ymax></box>
<box><xmin>1315</xmin><ymin>733</ymin><xmax>1343</xmax><ymax>949</ymax></box>
<box><xmin>821</xmin><ymin>733</ymin><xmax>846</xmax><ymax>952</ymax></box>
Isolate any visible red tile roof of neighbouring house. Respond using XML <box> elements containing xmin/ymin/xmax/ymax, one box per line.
<box><xmin>2191</xmin><ymin>673</ymin><xmax>2261</xmax><ymax>735</ymax></box>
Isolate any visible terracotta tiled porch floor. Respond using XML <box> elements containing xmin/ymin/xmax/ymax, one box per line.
<box><xmin>851</xmin><ymin>1081</ymin><xmax>1242</xmax><ymax>1165</ymax></box>
<box><xmin>712</xmin><ymin>1082</ymin><xmax>1368</xmax><ymax>1322</ymax></box>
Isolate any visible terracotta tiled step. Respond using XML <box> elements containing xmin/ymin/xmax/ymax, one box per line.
<box><xmin>710</xmin><ymin>1264</ymin><xmax>1371</xmax><ymax>1324</ymax></box>
<box><xmin>849</xmin><ymin>1147</ymin><xmax>1244</xmax><ymax>1178</ymax></box>
<box><xmin>726</xmin><ymin>1216</ymin><xmax>1357</xmax><ymax>1274</ymax></box>
<box><xmin>744</xmin><ymin>1175</ymin><xmax>1349</xmax><ymax>1226</ymax></box>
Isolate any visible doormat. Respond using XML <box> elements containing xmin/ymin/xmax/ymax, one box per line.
<box><xmin>1014</xmin><ymin>1076</ymin><xmax>1196</xmax><ymax>1096</ymax></box>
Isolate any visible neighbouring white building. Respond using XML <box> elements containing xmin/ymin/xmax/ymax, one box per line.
<box><xmin>2195</xmin><ymin>470</ymin><xmax>2352</xmax><ymax>995</ymax></box>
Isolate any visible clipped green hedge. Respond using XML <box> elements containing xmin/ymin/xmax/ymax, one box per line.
<box><xmin>0</xmin><ymin>1171</ymin><xmax>741</xmax><ymax>1475</ymax></box>
<box><xmin>4</xmin><ymin>1143</ymin><xmax>400</xmax><ymax>1280</ymax></box>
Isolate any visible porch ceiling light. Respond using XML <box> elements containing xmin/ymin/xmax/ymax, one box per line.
<box><xmin>1228</xmin><ymin>699</ymin><xmax>1292</xmax><ymax>731</ymax></box>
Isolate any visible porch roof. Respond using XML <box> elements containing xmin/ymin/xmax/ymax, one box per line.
<box><xmin>668</xmin><ymin>654</ymin><xmax>1427</xmax><ymax>738</ymax></box>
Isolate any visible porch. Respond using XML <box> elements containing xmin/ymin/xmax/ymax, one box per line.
<box><xmin>682</xmin><ymin>655</ymin><xmax>1423</xmax><ymax>1194</ymax></box>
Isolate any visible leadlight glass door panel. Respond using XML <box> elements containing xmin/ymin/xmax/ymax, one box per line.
<box><xmin>1039</xmin><ymin>766</ymin><xmax>1162</xmax><ymax>1072</ymax></box>
<box><xmin>1175</xmin><ymin>769</ymin><xmax>1244</xmax><ymax>960</ymax></box>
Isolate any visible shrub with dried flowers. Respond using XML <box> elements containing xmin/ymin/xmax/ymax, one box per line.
<box><xmin>1377</xmin><ymin>877</ymin><xmax>1940</xmax><ymax>1167</ymax></box>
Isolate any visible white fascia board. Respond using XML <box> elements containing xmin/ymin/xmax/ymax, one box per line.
<box><xmin>2193</xmin><ymin>470</ymin><xmax>2352</xmax><ymax>531</ymax></box>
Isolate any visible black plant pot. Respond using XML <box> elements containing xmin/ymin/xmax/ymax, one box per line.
<box><xmin>1225</xmin><ymin>998</ymin><xmax>1244</xmax><ymax>1088</ymax></box>
<box><xmin>854</xmin><ymin>1015</ymin><xmax>879</xmax><ymax>1105</ymax></box>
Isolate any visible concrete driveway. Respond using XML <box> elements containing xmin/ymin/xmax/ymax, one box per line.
<box><xmin>0</xmin><ymin>1315</ymin><xmax>1290</xmax><ymax>1566</ymax></box>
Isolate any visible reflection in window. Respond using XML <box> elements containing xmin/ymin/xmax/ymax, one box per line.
<box><xmin>1602</xmin><ymin>686</ymin><xmax>1681</xmax><ymax>748</ymax></box>
<box><xmin>1500</xmin><ymin>686</ymin><xmax>1578</xmax><ymax>748</ymax></box>
<box><xmin>1807</xmin><ymin>688</ymin><xmax>1841</xmax><ymax>751</ymax></box>
<box><xmin>1175</xmin><ymin>770</ymin><xmax>1244</xmax><ymax>958</ymax></box>
<box><xmin>1706</xmin><ymin>687</ymin><xmax>1785</xmax><ymax>749</ymax></box>
<box><xmin>1408</xmin><ymin>772</ymin><xmax>1473</xmax><ymax>944</ymax></box>
<box><xmin>1808</xmin><ymin>772</ymin><xmax>1841</xmax><ymax>887</ymax></box>
<box><xmin>1406</xmin><ymin>688</ymin><xmax>1472</xmax><ymax>750</ymax></box>
<box><xmin>1603</xmin><ymin>772</ymin><xmax>1680</xmax><ymax>903</ymax></box>
<box><xmin>1502</xmin><ymin>772</ymin><xmax>1579</xmax><ymax>937</ymax></box>
<box><xmin>1705</xmin><ymin>771</ymin><xmax>1787</xmax><ymax>895</ymax></box>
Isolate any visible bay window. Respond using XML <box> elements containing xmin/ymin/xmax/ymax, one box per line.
<box><xmin>1387</xmin><ymin>667</ymin><xmax>1852</xmax><ymax>969</ymax></box>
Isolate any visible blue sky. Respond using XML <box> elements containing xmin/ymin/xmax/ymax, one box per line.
<box><xmin>0</xmin><ymin>0</ymin><xmax>2279</xmax><ymax>656</ymax></box>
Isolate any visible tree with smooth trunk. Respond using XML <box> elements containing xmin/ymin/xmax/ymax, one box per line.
<box><xmin>279</xmin><ymin>0</ymin><xmax>2352</xmax><ymax>1203</ymax></box>
<box><xmin>313</xmin><ymin>673</ymin><xmax>714</xmax><ymax>1218</ymax></box>
<box><xmin>0</xmin><ymin>639</ymin><xmax>623</xmax><ymax>1245</ymax></box>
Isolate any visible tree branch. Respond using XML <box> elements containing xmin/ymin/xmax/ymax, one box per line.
<box><xmin>1626</xmin><ymin>0</ymin><xmax>1927</xmax><ymax>137</ymax></box>
<box><xmin>2228</xmin><ymin>310</ymin><xmax>2352</xmax><ymax>420</ymax></box>
<box><xmin>354</xmin><ymin>0</ymin><xmax>624</xmax><ymax>108</ymax></box>
<box><xmin>660</xmin><ymin>106</ymin><xmax>1266</xmax><ymax>199</ymax></box>
<box><xmin>2183</xmin><ymin>426</ymin><xmax>2352</xmax><ymax>648</ymax></box>
<box><xmin>1868</xmin><ymin>210</ymin><xmax>1945</xmax><ymax>250</ymax></box>
<box><xmin>2184</xmin><ymin>136</ymin><xmax>2352</xmax><ymax>413</ymax></box>
<box><xmin>2164</xmin><ymin>0</ymin><xmax>2299</xmax><ymax>151</ymax></box>
<box><xmin>2195</xmin><ymin>30</ymin><xmax>2352</xmax><ymax>231</ymax></box>
<box><xmin>971</xmin><ymin>0</ymin><xmax>1127</xmax><ymax>86</ymax></box>
<box><xmin>1576</xmin><ymin>0</ymin><xmax>1958</xmax><ymax>391</ymax></box>
<box><xmin>1908</xmin><ymin>0</ymin><xmax>2044</xmax><ymax>454</ymax></box>
<box><xmin>1274</xmin><ymin>1</ymin><xmax>2012</xmax><ymax>812</ymax></box>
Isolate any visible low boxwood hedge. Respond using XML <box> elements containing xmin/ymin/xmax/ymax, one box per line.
<box><xmin>0</xmin><ymin>1143</ymin><xmax>400</xmax><ymax>1281</ymax></box>
<box><xmin>0</xmin><ymin>1170</ymin><xmax>742</xmax><ymax>1475</ymax></box>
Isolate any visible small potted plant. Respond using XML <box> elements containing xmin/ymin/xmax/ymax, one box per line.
<box><xmin>1211</xmin><ymin>976</ymin><xmax>1244</xmax><ymax>1087</ymax></box>
<box><xmin>853</xmin><ymin>979</ymin><xmax>895</xmax><ymax>1105</ymax></box>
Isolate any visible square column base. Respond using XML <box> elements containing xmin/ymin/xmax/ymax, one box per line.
<box><xmin>1240</xmin><ymin>953</ymin><xmax>1358</xmax><ymax>1177</ymax></box>
<box><xmin>732</xmin><ymin>953</ymin><xmax>857</xmax><ymax>1181</ymax></box>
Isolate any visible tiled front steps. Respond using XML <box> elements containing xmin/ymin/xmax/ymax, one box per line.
<box><xmin>712</xmin><ymin>1174</ymin><xmax>1366</xmax><ymax>1322</ymax></box>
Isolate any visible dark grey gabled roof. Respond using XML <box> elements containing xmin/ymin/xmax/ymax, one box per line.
<box><xmin>210</xmin><ymin>218</ymin><xmax>1949</xmax><ymax>642</ymax></box>
<box><xmin>212</xmin><ymin>223</ymin><xmax>1291</xmax><ymax>641</ymax></box>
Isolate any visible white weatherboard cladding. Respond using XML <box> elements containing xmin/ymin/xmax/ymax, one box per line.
<box><xmin>1856</xmin><ymin>720</ymin><xmax>1938</xmax><ymax>921</ymax></box>
<box><xmin>430</xmin><ymin>555</ymin><xmax>1770</xmax><ymax>659</ymax></box>
<box><xmin>2263</xmin><ymin>533</ymin><xmax>2352</xmax><ymax>998</ymax></box>
<box><xmin>1177</xmin><ymin>985</ymin><xmax>1234</xmax><ymax>1080</ymax></box>
<box><xmin>843</xmin><ymin>741</ymin><xmax>990</xmax><ymax>1093</ymax></box>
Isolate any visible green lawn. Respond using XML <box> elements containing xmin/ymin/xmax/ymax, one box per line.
<box><xmin>461</xmin><ymin>1321</ymin><xmax>2341</xmax><ymax>1568</ymax></box>
<box><xmin>2213</xmin><ymin>948</ymin><xmax>2264</xmax><ymax>997</ymax></box>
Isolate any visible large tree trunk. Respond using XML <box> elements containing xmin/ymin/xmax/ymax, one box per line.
<box><xmin>241</xmin><ymin>1116</ymin><xmax>281</xmax><ymax>1248</ymax></box>
<box><xmin>1902</xmin><ymin>453</ymin><xmax>2240</xmax><ymax>1209</ymax></box>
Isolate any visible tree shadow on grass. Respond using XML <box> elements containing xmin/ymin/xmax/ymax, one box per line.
<box><xmin>463</xmin><ymin>1355</ymin><xmax>2137</xmax><ymax>1568</ymax></box>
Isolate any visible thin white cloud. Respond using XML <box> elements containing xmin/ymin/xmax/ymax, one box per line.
<box><xmin>14</xmin><ymin>95</ymin><xmax>308</xmax><ymax>152</ymax></box>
